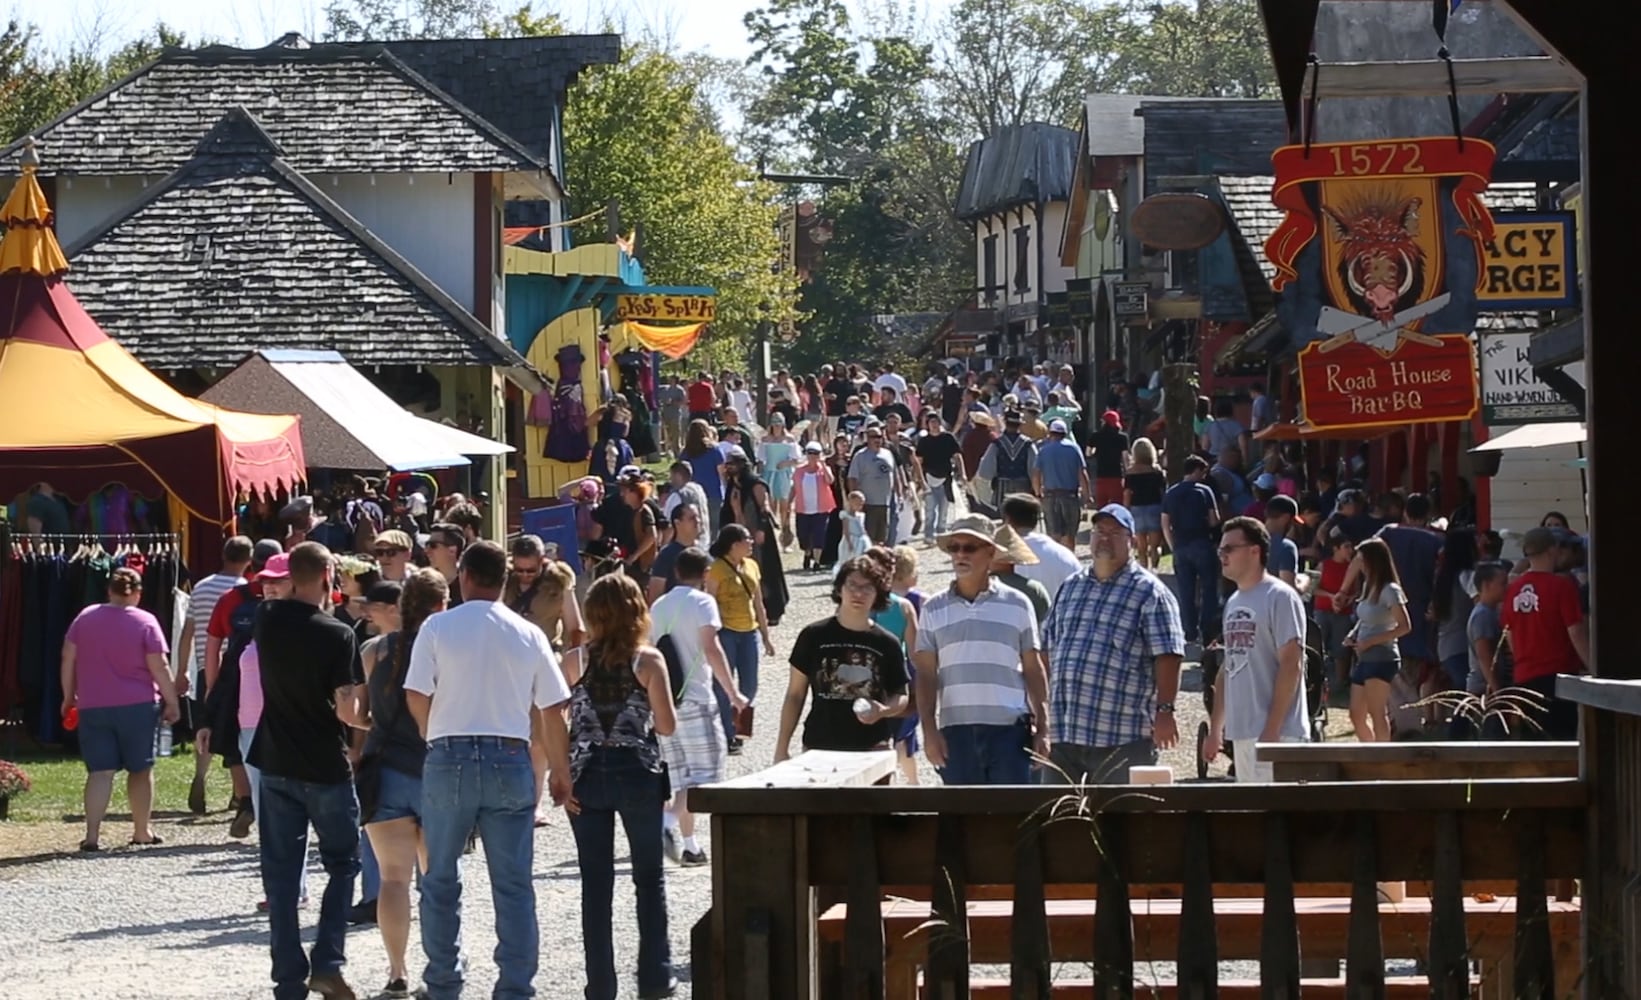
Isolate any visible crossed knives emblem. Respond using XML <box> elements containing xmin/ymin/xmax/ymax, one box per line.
<box><xmin>1315</xmin><ymin>293</ymin><xmax>1450</xmax><ymax>354</ymax></box>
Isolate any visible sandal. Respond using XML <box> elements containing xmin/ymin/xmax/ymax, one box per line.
<box><xmin>78</xmin><ymin>841</ymin><xmax>102</xmax><ymax>852</ymax></box>
<box><xmin>128</xmin><ymin>835</ymin><xmax>164</xmax><ymax>846</ymax></box>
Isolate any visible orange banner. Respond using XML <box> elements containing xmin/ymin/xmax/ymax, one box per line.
<box><xmin>623</xmin><ymin>320</ymin><xmax>705</xmax><ymax>360</ymax></box>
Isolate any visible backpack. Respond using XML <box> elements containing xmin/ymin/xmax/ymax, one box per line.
<box><xmin>222</xmin><ymin>583</ymin><xmax>264</xmax><ymax>677</ymax></box>
<box><xmin>992</xmin><ymin>434</ymin><xmax>1034</xmax><ymax>481</ymax></box>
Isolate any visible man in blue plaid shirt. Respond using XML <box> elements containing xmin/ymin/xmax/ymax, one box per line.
<box><xmin>1040</xmin><ymin>504</ymin><xmax>1186</xmax><ymax>784</ymax></box>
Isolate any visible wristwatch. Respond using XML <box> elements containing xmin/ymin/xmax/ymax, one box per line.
<box><xmin>1155</xmin><ymin>702</ymin><xmax>1175</xmax><ymax>714</ymax></box>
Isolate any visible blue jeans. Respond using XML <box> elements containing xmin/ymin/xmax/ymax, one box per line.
<box><xmin>938</xmin><ymin>721</ymin><xmax>1031</xmax><ymax>785</ymax></box>
<box><xmin>258</xmin><ymin>774</ymin><xmax>360</xmax><ymax>1000</ymax></box>
<box><xmin>568</xmin><ymin>748</ymin><xmax>673</xmax><ymax>999</ymax></box>
<box><xmin>241</xmin><ymin>727</ymin><xmax>309</xmax><ymax>901</ymax></box>
<box><xmin>1173</xmin><ymin>539</ymin><xmax>1222</xmax><ymax>644</ymax></box>
<box><xmin>923</xmin><ymin>481</ymin><xmax>950</xmax><ymax>541</ymax></box>
<box><xmin>419</xmin><ymin>736</ymin><xmax>539</xmax><ymax>1000</ymax></box>
<box><xmin>715</xmin><ymin>628</ymin><xmax>760</xmax><ymax>742</ymax></box>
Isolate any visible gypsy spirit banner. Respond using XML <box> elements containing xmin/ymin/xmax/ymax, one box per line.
<box><xmin>1264</xmin><ymin>137</ymin><xmax>1496</xmax><ymax>429</ymax></box>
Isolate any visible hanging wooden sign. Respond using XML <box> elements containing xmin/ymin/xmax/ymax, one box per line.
<box><xmin>1266</xmin><ymin>136</ymin><xmax>1496</xmax><ymax>430</ymax></box>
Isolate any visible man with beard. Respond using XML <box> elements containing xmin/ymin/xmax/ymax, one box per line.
<box><xmin>1040</xmin><ymin>505</ymin><xmax>1184</xmax><ymax>785</ymax></box>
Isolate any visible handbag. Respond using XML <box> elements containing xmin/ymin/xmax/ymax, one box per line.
<box><xmin>355</xmin><ymin>634</ymin><xmax>410</xmax><ymax>824</ymax></box>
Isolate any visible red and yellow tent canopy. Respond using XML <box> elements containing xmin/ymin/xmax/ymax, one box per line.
<box><xmin>0</xmin><ymin>150</ymin><xmax>305</xmax><ymax>564</ymax></box>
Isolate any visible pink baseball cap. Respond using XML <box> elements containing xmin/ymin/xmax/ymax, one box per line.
<box><xmin>259</xmin><ymin>553</ymin><xmax>292</xmax><ymax>579</ymax></box>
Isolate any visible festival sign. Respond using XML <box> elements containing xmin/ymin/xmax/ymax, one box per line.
<box><xmin>1476</xmin><ymin>212</ymin><xmax>1577</xmax><ymax>309</ymax></box>
<box><xmin>613</xmin><ymin>292</ymin><xmax>716</xmax><ymax>322</ymax></box>
<box><xmin>1266</xmin><ymin>137</ymin><xmax>1496</xmax><ymax>430</ymax></box>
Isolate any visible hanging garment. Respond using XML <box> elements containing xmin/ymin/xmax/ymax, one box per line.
<box><xmin>546</xmin><ymin>345</ymin><xmax>593</xmax><ymax>462</ymax></box>
<box><xmin>526</xmin><ymin>387</ymin><xmax>555</xmax><ymax>427</ymax></box>
<box><xmin>620</xmin><ymin>385</ymin><xmax>658</xmax><ymax>457</ymax></box>
<box><xmin>0</xmin><ymin>555</ymin><xmax>21</xmax><ymax>716</ymax></box>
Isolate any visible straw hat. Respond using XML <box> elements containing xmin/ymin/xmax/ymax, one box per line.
<box><xmin>937</xmin><ymin>515</ymin><xmax>1039</xmax><ymax>564</ymax></box>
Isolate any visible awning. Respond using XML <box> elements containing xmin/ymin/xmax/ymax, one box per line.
<box><xmin>201</xmin><ymin>350</ymin><xmax>515</xmax><ymax>472</ymax></box>
<box><xmin>1470</xmin><ymin>422</ymin><xmax>1586</xmax><ymax>452</ymax></box>
<box><xmin>1254</xmin><ymin>422</ymin><xmax>1394</xmax><ymax>442</ymax></box>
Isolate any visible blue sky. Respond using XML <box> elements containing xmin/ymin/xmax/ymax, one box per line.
<box><xmin>21</xmin><ymin>0</ymin><xmax>953</xmax><ymax>61</ymax></box>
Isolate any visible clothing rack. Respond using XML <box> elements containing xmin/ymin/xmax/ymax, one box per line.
<box><xmin>1</xmin><ymin>528</ymin><xmax>181</xmax><ymax>562</ymax></box>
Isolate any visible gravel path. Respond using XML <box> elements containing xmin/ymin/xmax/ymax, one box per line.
<box><xmin>0</xmin><ymin>544</ymin><xmax>1343</xmax><ymax>999</ymax></box>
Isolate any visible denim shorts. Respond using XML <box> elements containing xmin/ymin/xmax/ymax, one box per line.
<box><xmin>80</xmin><ymin>701</ymin><xmax>161</xmax><ymax>774</ymax></box>
<box><xmin>372</xmin><ymin>764</ymin><xmax>423</xmax><ymax>824</ymax></box>
<box><xmin>1351</xmin><ymin>652</ymin><xmax>1400</xmax><ymax>685</ymax></box>
<box><xmin>1130</xmin><ymin>504</ymin><xmax>1163</xmax><ymax>535</ymax></box>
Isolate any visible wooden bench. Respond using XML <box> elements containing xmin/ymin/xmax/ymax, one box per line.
<box><xmin>692</xmin><ymin>778</ymin><xmax>1586</xmax><ymax>1000</ymax></box>
<box><xmin>1256</xmin><ymin>739</ymin><xmax>1581</xmax><ymax>783</ymax></box>
<box><xmin>931</xmin><ymin>975</ymin><xmax>1473</xmax><ymax>998</ymax></box>
<box><xmin>830</xmin><ymin>893</ymin><xmax>1579</xmax><ymax>999</ymax></box>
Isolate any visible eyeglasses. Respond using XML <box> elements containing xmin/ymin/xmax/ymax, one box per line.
<box><xmin>841</xmin><ymin>578</ymin><xmax>878</xmax><ymax>596</ymax></box>
<box><xmin>374</xmin><ymin>547</ymin><xmax>406</xmax><ymax>557</ymax></box>
<box><xmin>947</xmin><ymin>543</ymin><xmax>989</xmax><ymax>555</ymax></box>
<box><xmin>513</xmin><ymin>565</ymin><xmax>541</xmax><ymax>577</ymax></box>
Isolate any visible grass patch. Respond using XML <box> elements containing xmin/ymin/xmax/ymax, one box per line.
<box><xmin>2</xmin><ymin>744</ymin><xmax>233</xmax><ymax>823</ymax></box>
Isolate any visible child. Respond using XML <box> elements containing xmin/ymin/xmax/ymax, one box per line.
<box><xmin>1466</xmin><ymin>561</ymin><xmax>1513</xmax><ymax>738</ymax></box>
<box><xmin>836</xmin><ymin>490</ymin><xmax>868</xmax><ymax>575</ymax></box>
<box><xmin>889</xmin><ymin>545</ymin><xmax>925</xmax><ymax>783</ymax></box>
<box><xmin>1312</xmin><ymin>528</ymin><xmax>1355</xmax><ymax>701</ymax></box>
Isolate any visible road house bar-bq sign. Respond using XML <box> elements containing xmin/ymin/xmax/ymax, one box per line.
<box><xmin>1266</xmin><ymin>136</ymin><xmax>1495</xmax><ymax>431</ymax></box>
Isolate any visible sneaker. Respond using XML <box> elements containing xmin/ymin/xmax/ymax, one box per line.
<box><xmin>256</xmin><ymin>896</ymin><xmax>310</xmax><ymax>912</ymax></box>
<box><xmin>306</xmin><ymin>971</ymin><xmax>358</xmax><ymax>1000</ymax></box>
<box><xmin>727</xmin><ymin>738</ymin><xmax>743</xmax><ymax>756</ymax></box>
<box><xmin>228</xmin><ymin>798</ymin><xmax>255</xmax><ymax>839</ymax></box>
<box><xmin>382</xmin><ymin>977</ymin><xmax>412</xmax><ymax>999</ymax></box>
<box><xmin>681</xmin><ymin>848</ymin><xmax>709</xmax><ymax>867</ymax></box>
<box><xmin>187</xmin><ymin>775</ymin><xmax>207</xmax><ymax>816</ymax></box>
<box><xmin>348</xmin><ymin>899</ymin><xmax>377</xmax><ymax>926</ymax></box>
<box><xmin>662</xmin><ymin>825</ymin><xmax>684</xmax><ymax>864</ymax></box>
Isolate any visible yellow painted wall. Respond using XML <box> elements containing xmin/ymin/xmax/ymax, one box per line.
<box><xmin>431</xmin><ymin>364</ymin><xmax>508</xmax><ymax>540</ymax></box>
<box><xmin>522</xmin><ymin>310</ymin><xmax>648</xmax><ymax>499</ymax></box>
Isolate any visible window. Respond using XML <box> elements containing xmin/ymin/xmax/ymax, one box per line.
<box><xmin>1014</xmin><ymin>225</ymin><xmax>1031</xmax><ymax>293</ymax></box>
<box><xmin>982</xmin><ymin>233</ymin><xmax>999</xmax><ymax>303</ymax></box>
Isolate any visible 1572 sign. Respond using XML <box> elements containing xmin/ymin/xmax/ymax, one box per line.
<box><xmin>614</xmin><ymin>293</ymin><xmax>716</xmax><ymax>322</ymax></box>
<box><xmin>1477</xmin><ymin>212</ymin><xmax>1576</xmax><ymax>309</ymax></box>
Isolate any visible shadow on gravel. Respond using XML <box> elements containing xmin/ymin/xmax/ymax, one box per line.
<box><xmin>0</xmin><ymin>839</ymin><xmax>229</xmax><ymax>871</ymax></box>
<box><xmin>68</xmin><ymin>911</ymin><xmax>262</xmax><ymax>946</ymax></box>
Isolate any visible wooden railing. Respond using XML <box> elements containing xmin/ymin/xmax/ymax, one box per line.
<box><xmin>691</xmin><ymin>766</ymin><xmax>1585</xmax><ymax>1000</ymax></box>
<box><xmin>1257</xmin><ymin>740</ymin><xmax>1580</xmax><ymax>783</ymax></box>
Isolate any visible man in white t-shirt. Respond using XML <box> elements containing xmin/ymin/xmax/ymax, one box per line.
<box><xmin>650</xmin><ymin>547</ymin><xmax>747</xmax><ymax>866</ymax></box>
<box><xmin>1203</xmin><ymin>516</ymin><xmax>1310</xmax><ymax>783</ymax></box>
<box><xmin>872</xmin><ymin>363</ymin><xmax>909</xmax><ymax>398</ymax></box>
<box><xmin>1001</xmin><ymin>494</ymin><xmax>1080</xmax><ymax>601</ymax></box>
<box><xmin>405</xmin><ymin>541</ymin><xmax>572</xmax><ymax>1000</ymax></box>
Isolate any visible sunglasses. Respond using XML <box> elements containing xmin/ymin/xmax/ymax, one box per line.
<box><xmin>374</xmin><ymin>547</ymin><xmax>406</xmax><ymax>557</ymax></box>
<box><xmin>947</xmin><ymin>542</ymin><xmax>988</xmax><ymax>555</ymax></box>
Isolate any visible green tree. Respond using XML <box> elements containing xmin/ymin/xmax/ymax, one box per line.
<box><xmin>322</xmin><ymin>0</ymin><xmax>502</xmax><ymax>40</ymax></box>
<box><xmin>558</xmin><ymin>41</ymin><xmax>793</xmax><ymax>373</ymax></box>
<box><xmin>1092</xmin><ymin>0</ymin><xmax>1277</xmax><ymax>98</ymax></box>
<box><xmin>0</xmin><ymin>20</ymin><xmax>189</xmax><ymax>147</ymax></box>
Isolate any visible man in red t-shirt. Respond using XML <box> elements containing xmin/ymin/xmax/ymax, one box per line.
<box><xmin>687</xmin><ymin>373</ymin><xmax>717</xmax><ymax>423</ymax></box>
<box><xmin>1501</xmin><ymin>527</ymin><xmax>1590</xmax><ymax>740</ymax></box>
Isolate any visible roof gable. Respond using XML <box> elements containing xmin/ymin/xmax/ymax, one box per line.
<box><xmin>3</xmin><ymin>42</ymin><xmax>549</xmax><ymax>176</ymax></box>
<box><xmin>955</xmin><ymin>123</ymin><xmax>1079</xmax><ymax>222</ymax></box>
<box><xmin>386</xmin><ymin>35</ymin><xmax>621</xmax><ymax>164</ymax></box>
<box><xmin>60</xmin><ymin>109</ymin><xmax>536</xmax><ymax>381</ymax></box>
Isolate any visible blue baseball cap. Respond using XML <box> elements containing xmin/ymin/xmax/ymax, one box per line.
<box><xmin>1092</xmin><ymin>503</ymin><xmax>1135</xmax><ymax>535</ymax></box>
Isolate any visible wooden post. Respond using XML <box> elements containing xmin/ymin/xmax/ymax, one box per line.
<box><xmin>712</xmin><ymin>814</ymin><xmax>814</xmax><ymax>1000</ymax></box>
<box><xmin>1163</xmin><ymin>362</ymin><xmax>1197</xmax><ymax>481</ymax></box>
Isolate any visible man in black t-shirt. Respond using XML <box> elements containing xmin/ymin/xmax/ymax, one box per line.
<box><xmin>823</xmin><ymin>367</ymin><xmax>853</xmax><ymax>436</ymax></box>
<box><xmin>871</xmin><ymin>386</ymin><xmax>914</xmax><ymax>426</ymax></box>
<box><xmin>1089</xmin><ymin>410</ymin><xmax>1131</xmax><ymax>507</ymax></box>
<box><xmin>915</xmin><ymin>413</ymin><xmax>966</xmax><ymax>544</ymax></box>
<box><xmin>773</xmin><ymin>555</ymin><xmax>910</xmax><ymax>757</ymax></box>
<box><xmin>248</xmin><ymin>542</ymin><xmax>361</xmax><ymax>1000</ymax></box>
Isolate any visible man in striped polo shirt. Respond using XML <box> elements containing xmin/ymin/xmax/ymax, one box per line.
<box><xmin>172</xmin><ymin>535</ymin><xmax>259</xmax><ymax>816</ymax></box>
<box><xmin>914</xmin><ymin>515</ymin><xmax>1050</xmax><ymax>785</ymax></box>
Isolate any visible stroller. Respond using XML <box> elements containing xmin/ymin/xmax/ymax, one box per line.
<box><xmin>1195</xmin><ymin>613</ymin><xmax>1331</xmax><ymax>780</ymax></box>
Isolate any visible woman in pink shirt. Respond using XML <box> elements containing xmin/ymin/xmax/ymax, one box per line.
<box><xmin>791</xmin><ymin>441</ymin><xmax>837</xmax><ymax>572</ymax></box>
<box><xmin>60</xmin><ymin>567</ymin><xmax>181</xmax><ymax>851</ymax></box>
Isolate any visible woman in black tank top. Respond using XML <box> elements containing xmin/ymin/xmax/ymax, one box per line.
<box><xmin>560</xmin><ymin>574</ymin><xmax>679</xmax><ymax>1000</ymax></box>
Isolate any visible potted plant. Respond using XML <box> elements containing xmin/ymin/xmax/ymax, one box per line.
<box><xmin>0</xmin><ymin>760</ymin><xmax>31</xmax><ymax>819</ymax></box>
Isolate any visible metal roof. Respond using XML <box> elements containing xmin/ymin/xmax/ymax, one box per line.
<box><xmin>954</xmin><ymin>123</ymin><xmax>1078</xmax><ymax>221</ymax></box>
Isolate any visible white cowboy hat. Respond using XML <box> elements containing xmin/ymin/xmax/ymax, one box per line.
<box><xmin>936</xmin><ymin>515</ymin><xmax>1039</xmax><ymax>564</ymax></box>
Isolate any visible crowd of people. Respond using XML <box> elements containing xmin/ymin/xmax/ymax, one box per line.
<box><xmin>42</xmin><ymin>355</ymin><xmax>1592</xmax><ymax>998</ymax></box>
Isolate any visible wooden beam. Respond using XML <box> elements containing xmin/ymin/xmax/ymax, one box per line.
<box><xmin>1305</xmin><ymin>57</ymin><xmax>1582</xmax><ymax>99</ymax></box>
